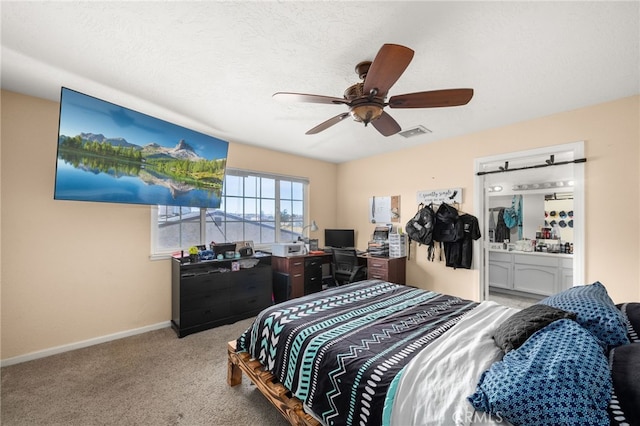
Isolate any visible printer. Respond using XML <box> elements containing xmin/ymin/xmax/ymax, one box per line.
<box><xmin>271</xmin><ymin>242</ymin><xmax>305</xmax><ymax>257</ymax></box>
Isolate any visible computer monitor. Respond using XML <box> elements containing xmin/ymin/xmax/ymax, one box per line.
<box><xmin>324</xmin><ymin>229</ymin><xmax>355</xmax><ymax>249</ymax></box>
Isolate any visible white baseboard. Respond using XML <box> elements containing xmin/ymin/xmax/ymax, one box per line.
<box><xmin>1</xmin><ymin>321</ymin><xmax>172</xmax><ymax>367</ymax></box>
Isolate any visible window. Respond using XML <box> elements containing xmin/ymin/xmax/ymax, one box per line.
<box><xmin>151</xmin><ymin>169</ymin><xmax>308</xmax><ymax>258</ymax></box>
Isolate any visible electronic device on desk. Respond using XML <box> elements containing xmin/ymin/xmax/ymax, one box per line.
<box><xmin>324</xmin><ymin>229</ymin><xmax>355</xmax><ymax>249</ymax></box>
<box><xmin>236</xmin><ymin>240</ymin><xmax>255</xmax><ymax>257</ymax></box>
<box><xmin>271</xmin><ymin>242</ymin><xmax>305</xmax><ymax>257</ymax></box>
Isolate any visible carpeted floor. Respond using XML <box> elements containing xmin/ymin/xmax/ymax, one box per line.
<box><xmin>1</xmin><ymin>318</ymin><xmax>289</xmax><ymax>426</ymax></box>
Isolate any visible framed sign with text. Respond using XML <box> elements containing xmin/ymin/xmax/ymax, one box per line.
<box><xmin>416</xmin><ymin>188</ymin><xmax>462</xmax><ymax>204</ymax></box>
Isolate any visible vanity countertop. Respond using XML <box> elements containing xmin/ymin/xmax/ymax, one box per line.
<box><xmin>488</xmin><ymin>248</ymin><xmax>573</xmax><ymax>258</ymax></box>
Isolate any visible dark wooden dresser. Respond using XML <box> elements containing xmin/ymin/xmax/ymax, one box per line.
<box><xmin>171</xmin><ymin>254</ymin><xmax>272</xmax><ymax>337</ymax></box>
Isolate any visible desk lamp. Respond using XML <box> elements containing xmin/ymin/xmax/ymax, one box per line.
<box><xmin>299</xmin><ymin>220</ymin><xmax>319</xmax><ymax>244</ymax></box>
<box><xmin>303</xmin><ymin>220</ymin><xmax>319</xmax><ymax>235</ymax></box>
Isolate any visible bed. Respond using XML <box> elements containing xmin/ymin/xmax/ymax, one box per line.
<box><xmin>227</xmin><ymin>279</ymin><xmax>639</xmax><ymax>426</ymax></box>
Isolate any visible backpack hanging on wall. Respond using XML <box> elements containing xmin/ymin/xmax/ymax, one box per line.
<box><xmin>405</xmin><ymin>203</ymin><xmax>436</xmax><ymax>260</ymax></box>
<box><xmin>433</xmin><ymin>203</ymin><xmax>464</xmax><ymax>243</ymax></box>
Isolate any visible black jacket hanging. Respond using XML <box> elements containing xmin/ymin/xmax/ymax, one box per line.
<box><xmin>494</xmin><ymin>207</ymin><xmax>510</xmax><ymax>243</ymax></box>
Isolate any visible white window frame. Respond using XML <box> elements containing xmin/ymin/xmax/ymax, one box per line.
<box><xmin>150</xmin><ymin>168</ymin><xmax>309</xmax><ymax>259</ymax></box>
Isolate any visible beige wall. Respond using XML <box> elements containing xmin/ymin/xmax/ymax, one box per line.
<box><xmin>0</xmin><ymin>90</ymin><xmax>336</xmax><ymax>361</ymax></box>
<box><xmin>1</xmin><ymin>90</ymin><xmax>638</xmax><ymax>362</ymax></box>
<box><xmin>337</xmin><ymin>95</ymin><xmax>640</xmax><ymax>302</ymax></box>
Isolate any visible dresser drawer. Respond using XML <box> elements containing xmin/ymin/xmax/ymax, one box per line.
<box><xmin>368</xmin><ymin>268</ymin><xmax>389</xmax><ymax>280</ymax></box>
<box><xmin>288</xmin><ymin>260</ymin><xmax>305</xmax><ymax>298</ymax></box>
<box><xmin>231</xmin><ymin>295</ymin><xmax>272</xmax><ymax>315</ymax></box>
<box><xmin>181</xmin><ymin>303</ymin><xmax>231</xmax><ymax>327</ymax></box>
<box><xmin>367</xmin><ymin>257</ymin><xmax>389</xmax><ymax>280</ymax></box>
<box><xmin>367</xmin><ymin>258</ymin><xmax>390</xmax><ymax>271</ymax></box>
<box><xmin>287</xmin><ymin>258</ymin><xmax>305</xmax><ymax>275</ymax></box>
<box><xmin>181</xmin><ymin>272</ymin><xmax>232</xmax><ymax>296</ymax></box>
<box><xmin>366</xmin><ymin>256</ymin><xmax>406</xmax><ymax>284</ymax></box>
<box><xmin>233</xmin><ymin>270</ymin><xmax>272</xmax><ymax>299</ymax></box>
<box><xmin>181</xmin><ymin>291</ymin><xmax>224</xmax><ymax>311</ymax></box>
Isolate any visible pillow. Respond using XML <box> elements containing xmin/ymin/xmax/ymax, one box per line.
<box><xmin>468</xmin><ymin>319</ymin><xmax>612</xmax><ymax>425</ymax></box>
<box><xmin>493</xmin><ymin>304</ymin><xmax>576</xmax><ymax>352</ymax></box>
<box><xmin>609</xmin><ymin>343</ymin><xmax>640</xmax><ymax>426</ymax></box>
<box><xmin>616</xmin><ymin>302</ymin><xmax>640</xmax><ymax>342</ymax></box>
<box><xmin>539</xmin><ymin>281</ymin><xmax>629</xmax><ymax>349</ymax></box>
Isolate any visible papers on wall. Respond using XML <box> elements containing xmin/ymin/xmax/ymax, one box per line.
<box><xmin>369</xmin><ymin>195</ymin><xmax>401</xmax><ymax>223</ymax></box>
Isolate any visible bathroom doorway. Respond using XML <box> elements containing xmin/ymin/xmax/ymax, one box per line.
<box><xmin>474</xmin><ymin>142</ymin><xmax>585</xmax><ymax>307</ymax></box>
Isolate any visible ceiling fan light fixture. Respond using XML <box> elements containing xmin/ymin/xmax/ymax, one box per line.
<box><xmin>350</xmin><ymin>104</ymin><xmax>383</xmax><ymax>125</ymax></box>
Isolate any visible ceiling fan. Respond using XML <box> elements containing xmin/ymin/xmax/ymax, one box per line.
<box><xmin>273</xmin><ymin>43</ymin><xmax>474</xmax><ymax>137</ymax></box>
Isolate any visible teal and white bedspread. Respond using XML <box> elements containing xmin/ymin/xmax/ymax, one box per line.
<box><xmin>236</xmin><ymin>280</ymin><xmax>517</xmax><ymax>426</ymax></box>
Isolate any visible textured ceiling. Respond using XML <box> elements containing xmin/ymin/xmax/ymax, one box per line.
<box><xmin>2</xmin><ymin>1</ymin><xmax>639</xmax><ymax>163</ymax></box>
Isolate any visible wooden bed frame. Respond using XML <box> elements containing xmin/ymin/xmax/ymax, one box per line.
<box><xmin>227</xmin><ymin>340</ymin><xmax>320</xmax><ymax>426</ymax></box>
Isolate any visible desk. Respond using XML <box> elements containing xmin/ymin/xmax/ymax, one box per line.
<box><xmin>271</xmin><ymin>253</ymin><xmax>406</xmax><ymax>299</ymax></box>
<box><xmin>271</xmin><ymin>253</ymin><xmax>331</xmax><ymax>299</ymax></box>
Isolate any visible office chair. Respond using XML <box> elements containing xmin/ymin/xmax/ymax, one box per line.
<box><xmin>331</xmin><ymin>248</ymin><xmax>367</xmax><ymax>286</ymax></box>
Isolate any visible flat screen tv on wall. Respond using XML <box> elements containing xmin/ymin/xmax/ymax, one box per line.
<box><xmin>54</xmin><ymin>87</ymin><xmax>229</xmax><ymax>208</ymax></box>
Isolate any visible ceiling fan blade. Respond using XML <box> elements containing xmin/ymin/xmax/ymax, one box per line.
<box><xmin>305</xmin><ymin>112</ymin><xmax>350</xmax><ymax>135</ymax></box>
<box><xmin>273</xmin><ymin>92</ymin><xmax>349</xmax><ymax>105</ymax></box>
<box><xmin>363</xmin><ymin>44</ymin><xmax>414</xmax><ymax>98</ymax></box>
<box><xmin>372</xmin><ymin>111</ymin><xmax>402</xmax><ymax>137</ymax></box>
<box><xmin>388</xmin><ymin>88</ymin><xmax>474</xmax><ymax>109</ymax></box>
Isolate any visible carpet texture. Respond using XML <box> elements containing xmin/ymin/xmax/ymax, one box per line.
<box><xmin>1</xmin><ymin>318</ymin><xmax>289</xmax><ymax>426</ymax></box>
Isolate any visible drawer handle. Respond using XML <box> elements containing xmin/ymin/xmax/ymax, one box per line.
<box><xmin>293</xmin><ymin>274</ymin><xmax>302</xmax><ymax>278</ymax></box>
<box><xmin>371</xmin><ymin>263</ymin><xmax>383</xmax><ymax>267</ymax></box>
<box><xmin>372</xmin><ymin>274</ymin><xmax>383</xmax><ymax>279</ymax></box>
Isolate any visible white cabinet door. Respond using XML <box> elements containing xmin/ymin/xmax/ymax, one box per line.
<box><xmin>513</xmin><ymin>264</ymin><xmax>558</xmax><ymax>295</ymax></box>
<box><xmin>489</xmin><ymin>261</ymin><xmax>512</xmax><ymax>289</ymax></box>
<box><xmin>489</xmin><ymin>252</ymin><xmax>513</xmax><ymax>290</ymax></box>
<box><xmin>513</xmin><ymin>254</ymin><xmax>559</xmax><ymax>296</ymax></box>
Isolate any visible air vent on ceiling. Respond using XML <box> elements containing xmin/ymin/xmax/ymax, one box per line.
<box><xmin>398</xmin><ymin>125</ymin><xmax>432</xmax><ymax>138</ymax></box>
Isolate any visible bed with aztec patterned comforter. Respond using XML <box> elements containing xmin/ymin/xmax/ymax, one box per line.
<box><xmin>232</xmin><ymin>279</ymin><xmax>636</xmax><ymax>426</ymax></box>
<box><xmin>233</xmin><ymin>280</ymin><xmax>518</xmax><ymax>425</ymax></box>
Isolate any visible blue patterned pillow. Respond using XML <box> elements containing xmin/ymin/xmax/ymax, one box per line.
<box><xmin>539</xmin><ymin>281</ymin><xmax>629</xmax><ymax>349</ymax></box>
<box><xmin>468</xmin><ymin>319</ymin><xmax>612</xmax><ymax>425</ymax></box>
